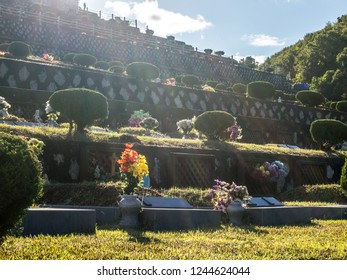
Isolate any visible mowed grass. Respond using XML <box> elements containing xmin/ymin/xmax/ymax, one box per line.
<box><xmin>1</xmin><ymin>220</ymin><xmax>347</xmax><ymax>260</ymax></box>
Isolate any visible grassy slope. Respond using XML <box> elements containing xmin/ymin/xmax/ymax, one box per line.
<box><xmin>1</xmin><ymin>123</ymin><xmax>345</xmax><ymax>158</ymax></box>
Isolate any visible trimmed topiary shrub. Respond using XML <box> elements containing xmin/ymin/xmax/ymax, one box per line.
<box><xmin>49</xmin><ymin>88</ymin><xmax>109</xmax><ymax>132</ymax></box>
<box><xmin>340</xmin><ymin>159</ymin><xmax>347</xmax><ymax>192</ymax></box>
<box><xmin>310</xmin><ymin>119</ymin><xmax>347</xmax><ymax>150</ymax></box>
<box><xmin>206</xmin><ymin>81</ymin><xmax>219</xmax><ymax>88</ymax></box>
<box><xmin>109</xmin><ymin>65</ymin><xmax>125</xmax><ymax>74</ymax></box>
<box><xmin>194</xmin><ymin>110</ymin><xmax>235</xmax><ymax>140</ymax></box>
<box><xmin>0</xmin><ymin>132</ymin><xmax>43</xmax><ymax>240</ymax></box>
<box><xmin>330</xmin><ymin>101</ymin><xmax>337</xmax><ymax>110</ymax></box>
<box><xmin>247</xmin><ymin>81</ymin><xmax>275</xmax><ymax>99</ymax></box>
<box><xmin>73</xmin><ymin>53</ymin><xmax>97</xmax><ymax>67</ymax></box>
<box><xmin>232</xmin><ymin>83</ymin><xmax>247</xmax><ymax>94</ymax></box>
<box><xmin>95</xmin><ymin>61</ymin><xmax>109</xmax><ymax>70</ymax></box>
<box><xmin>8</xmin><ymin>41</ymin><xmax>32</xmax><ymax>58</ymax></box>
<box><xmin>336</xmin><ymin>101</ymin><xmax>347</xmax><ymax>113</ymax></box>
<box><xmin>181</xmin><ymin>74</ymin><xmax>201</xmax><ymax>88</ymax></box>
<box><xmin>63</xmin><ymin>52</ymin><xmax>76</xmax><ymax>63</ymax></box>
<box><xmin>295</xmin><ymin>90</ymin><xmax>325</xmax><ymax>107</ymax></box>
<box><xmin>109</xmin><ymin>61</ymin><xmax>124</xmax><ymax>68</ymax></box>
<box><xmin>215</xmin><ymin>83</ymin><xmax>228</xmax><ymax>91</ymax></box>
<box><xmin>0</xmin><ymin>43</ymin><xmax>9</xmax><ymax>52</ymax></box>
<box><xmin>126</xmin><ymin>62</ymin><xmax>160</xmax><ymax>80</ymax></box>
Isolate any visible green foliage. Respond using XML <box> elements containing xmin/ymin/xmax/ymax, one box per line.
<box><xmin>108</xmin><ymin>61</ymin><xmax>124</xmax><ymax>68</ymax></box>
<box><xmin>267</xmin><ymin>15</ymin><xmax>347</xmax><ymax>92</ymax></box>
<box><xmin>181</xmin><ymin>74</ymin><xmax>201</xmax><ymax>87</ymax></box>
<box><xmin>94</xmin><ymin>61</ymin><xmax>109</xmax><ymax>70</ymax></box>
<box><xmin>38</xmin><ymin>181</ymin><xmax>124</xmax><ymax>206</ymax></box>
<box><xmin>73</xmin><ymin>54</ymin><xmax>97</xmax><ymax>67</ymax></box>
<box><xmin>310</xmin><ymin>119</ymin><xmax>347</xmax><ymax>150</ymax></box>
<box><xmin>0</xmin><ymin>43</ymin><xmax>9</xmax><ymax>52</ymax></box>
<box><xmin>279</xmin><ymin>184</ymin><xmax>347</xmax><ymax>203</ymax></box>
<box><xmin>109</xmin><ymin>65</ymin><xmax>125</xmax><ymax>74</ymax></box>
<box><xmin>206</xmin><ymin>81</ymin><xmax>219</xmax><ymax>88</ymax></box>
<box><xmin>194</xmin><ymin>110</ymin><xmax>235</xmax><ymax>140</ymax></box>
<box><xmin>0</xmin><ymin>132</ymin><xmax>43</xmax><ymax>240</ymax></box>
<box><xmin>140</xmin><ymin>116</ymin><xmax>159</xmax><ymax>131</ymax></box>
<box><xmin>232</xmin><ymin>83</ymin><xmax>247</xmax><ymax>94</ymax></box>
<box><xmin>126</xmin><ymin>62</ymin><xmax>160</xmax><ymax>80</ymax></box>
<box><xmin>63</xmin><ymin>53</ymin><xmax>76</xmax><ymax>63</ymax></box>
<box><xmin>273</xmin><ymin>90</ymin><xmax>296</xmax><ymax>101</ymax></box>
<box><xmin>295</xmin><ymin>90</ymin><xmax>325</xmax><ymax>107</ymax></box>
<box><xmin>49</xmin><ymin>88</ymin><xmax>109</xmax><ymax>132</ymax></box>
<box><xmin>162</xmin><ymin>187</ymin><xmax>213</xmax><ymax>207</ymax></box>
<box><xmin>336</xmin><ymin>101</ymin><xmax>347</xmax><ymax>112</ymax></box>
<box><xmin>8</xmin><ymin>41</ymin><xmax>32</xmax><ymax>58</ymax></box>
<box><xmin>247</xmin><ymin>81</ymin><xmax>275</xmax><ymax>99</ymax></box>
<box><xmin>330</xmin><ymin>101</ymin><xmax>337</xmax><ymax>110</ymax></box>
<box><xmin>340</xmin><ymin>159</ymin><xmax>347</xmax><ymax>192</ymax></box>
<box><xmin>215</xmin><ymin>83</ymin><xmax>228</xmax><ymax>91</ymax></box>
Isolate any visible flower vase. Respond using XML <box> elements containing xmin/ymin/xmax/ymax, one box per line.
<box><xmin>119</xmin><ymin>195</ymin><xmax>142</xmax><ymax>228</ymax></box>
<box><xmin>226</xmin><ymin>201</ymin><xmax>245</xmax><ymax>226</ymax></box>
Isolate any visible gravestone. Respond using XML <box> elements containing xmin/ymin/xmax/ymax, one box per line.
<box><xmin>247</xmin><ymin>197</ymin><xmax>284</xmax><ymax>207</ymax></box>
<box><xmin>142</xmin><ymin>196</ymin><xmax>193</xmax><ymax>208</ymax></box>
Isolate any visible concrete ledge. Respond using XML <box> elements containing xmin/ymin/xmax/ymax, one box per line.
<box><xmin>23</xmin><ymin>208</ymin><xmax>96</xmax><ymax>236</ymax></box>
<box><xmin>41</xmin><ymin>205</ymin><xmax>121</xmax><ymax>225</ymax></box>
<box><xmin>310</xmin><ymin>206</ymin><xmax>347</xmax><ymax>220</ymax></box>
<box><xmin>141</xmin><ymin>208</ymin><xmax>222</xmax><ymax>231</ymax></box>
<box><xmin>245</xmin><ymin>206</ymin><xmax>311</xmax><ymax>226</ymax></box>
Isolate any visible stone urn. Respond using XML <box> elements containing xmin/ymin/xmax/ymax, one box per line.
<box><xmin>119</xmin><ymin>195</ymin><xmax>142</xmax><ymax>228</ymax></box>
<box><xmin>226</xmin><ymin>200</ymin><xmax>245</xmax><ymax>226</ymax></box>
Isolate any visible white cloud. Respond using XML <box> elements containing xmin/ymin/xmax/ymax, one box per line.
<box><xmin>241</xmin><ymin>34</ymin><xmax>285</xmax><ymax>47</ymax></box>
<box><xmin>104</xmin><ymin>0</ymin><xmax>212</xmax><ymax>37</ymax></box>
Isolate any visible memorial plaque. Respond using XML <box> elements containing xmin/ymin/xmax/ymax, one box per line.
<box><xmin>247</xmin><ymin>197</ymin><xmax>284</xmax><ymax>207</ymax></box>
<box><xmin>142</xmin><ymin>197</ymin><xmax>193</xmax><ymax>208</ymax></box>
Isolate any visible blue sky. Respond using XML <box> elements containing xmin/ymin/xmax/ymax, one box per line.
<box><xmin>80</xmin><ymin>0</ymin><xmax>346</xmax><ymax>63</ymax></box>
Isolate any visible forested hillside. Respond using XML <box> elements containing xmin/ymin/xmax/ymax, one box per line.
<box><xmin>266</xmin><ymin>14</ymin><xmax>347</xmax><ymax>100</ymax></box>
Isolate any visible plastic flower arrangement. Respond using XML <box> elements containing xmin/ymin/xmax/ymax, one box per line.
<box><xmin>254</xmin><ymin>161</ymin><xmax>289</xmax><ymax>183</ymax></box>
<box><xmin>117</xmin><ymin>143</ymin><xmax>149</xmax><ymax>194</ymax></box>
<box><xmin>176</xmin><ymin>118</ymin><xmax>195</xmax><ymax>135</ymax></box>
<box><xmin>128</xmin><ymin>109</ymin><xmax>151</xmax><ymax>127</ymax></box>
<box><xmin>227</xmin><ymin>121</ymin><xmax>242</xmax><ymax>141</ymax></box>
<box><xmin>162</xmin><ymin>77</ymin><xmax>176</xmax><ymax>86</ymax></box>
<box><xmin>42</xmin><ymin>53</ymin><xmax>54</xmax><ymax>62</ymax></box>
<box><xmin>210</xmin><ymin>179</ymin><xmax>250</xmax><ymax>213</ymax></box>
<box><xmin>0</xmin><ymin>96</ymin><xmax>11</xmax><ymax>118</ymax></box>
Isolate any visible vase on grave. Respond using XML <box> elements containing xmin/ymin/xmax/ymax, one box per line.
<box><xmin>119</xmin><ymin>194</ymin><xmax>142</xmax><ymax>228</ymax></box>
<box><xmin>226</xmin><ymin>200</ymin><xmax>245</xmax><ymax>226</ymax></box>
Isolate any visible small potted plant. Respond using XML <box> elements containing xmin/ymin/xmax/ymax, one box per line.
<box><xmin>210</xmin><ymin>179</ymin><xmax>250</xmax><ymax>225</ymax></box>
<box><xmin>117</xmin><ymin>143</ymin><xmax>149</xmax><ymax>228</ymax></box>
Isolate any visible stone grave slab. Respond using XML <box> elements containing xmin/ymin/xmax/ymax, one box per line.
<box><xmin>247</xmin><ymin>197</ymin><xmax>284</xmax><ymax>207</ymax></box>
<box><xmin>142</xmin><ymin>196</ymin><xmax>193</xmax><ymax>208</ymax></box>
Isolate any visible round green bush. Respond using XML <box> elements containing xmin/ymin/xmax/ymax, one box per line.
<box><xmin>126</xmin><ymin>62</ymin><xmax>160</xmax><ymax>81</ymax></box>
<box><xmin>140</xmin><ymin>116</ymin><xmax>159</xmax><ymax>130</ymax></box>
<box><xmin>295</xmin><ymin>90</ymin><xmax>325</xmax><ymax>107</ymax></box>
<box><xmin>95</xmin><ymin>61</ymin><xmax>109</xmax><ymax>70</ymax></box>
<box><xmin>109</xmin><ymin>61</ymin><xmax>124</xmax><ymax>68</ymax></box>
<box><xmin>336</xmin><ymin>101</ymin><xmax>347</xmax><ymax>113</ymax></box>
<box><xmin>194</xmin><ymin>110</ymin><xmax>235</xmax><ymax>140</ymax></box>
<box><xmin>215</xmin><ymin>83</ymin><xmax>228</xmax><ymax>91</ymax></box>
<box><xmin>73</xmin><ymin>53</ymin><xmax>97</xmax><ymax>67</ymax></box>
<box><xmin>8</xmin><ymin>41</ymin><xmax>32</xmax><ymax>58</ymax></box>
<box><xmin>232</xmin><ymin>83</ymin><xmax>247</xmax><ymax>94</ymax></box>
<box><xmin>310</xmin><ymin>119</ymin><xmax>347</xmax><ymax>150</ymax></box>
<box><xmin>0</xmin><ymin>132</ymin><xmax>43</xmax><ymax>240</ymax></box>
<box><xmin>340</xmin><ymin>160</ymin><xmax>347</xmax><ymax>192</ymax></box>
<box><xmin>206</xmin><ymin>81</ymin><xmax>219</xmax><ymax>88</ymax></box>
<box><xmin>330</xmin><ymin>102</ymin><xmax>337</xmax><ymax>110</ymax></box>
<box><xmin>0</xmin><ymin>43</ymin><xmax>10</xmax><ymax>52</ymax></box>
<box><xmin>63</xmin><ymin>53</ymin><xmax>76</xmax><ymax>63</ymax></box>
<box><xmin>49</xmin><ymin>88</ymin><xmax>109</xmax><ymax>132</ymax></box>
<box><xmin>181</xmin><ymin>75</ymin><xmax>201</xmax><ymax>87</ymax></box>
<box><xmin>109</xmin><ymin>65</ymin><xmax>125</xmax><ymax>74</ymax></box>
<box><xmin>247</xmin><ymin>81</ymin><xmax>275</xmax><ymax>99</ymax></box>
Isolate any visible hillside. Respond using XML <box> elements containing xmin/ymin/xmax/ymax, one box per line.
<box><xmin>266</xmin><ymin>14</ymin><xmax>347</xmax><ymax>100</ymax></box>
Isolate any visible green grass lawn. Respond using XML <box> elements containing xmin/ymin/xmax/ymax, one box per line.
<box><xmin>1</xmin><ymin>220</ymin><xmax>347</xmax><ymax>260</ymax></box>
